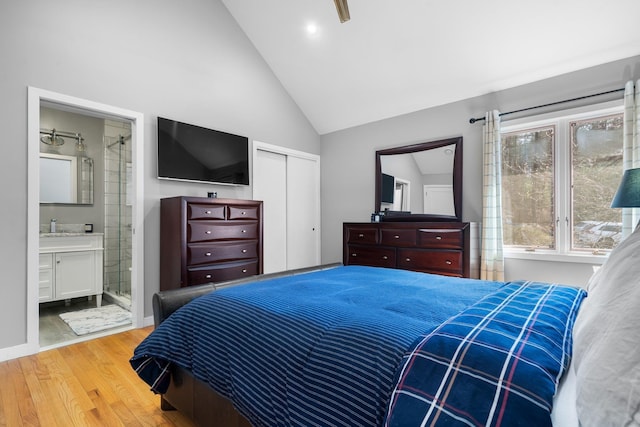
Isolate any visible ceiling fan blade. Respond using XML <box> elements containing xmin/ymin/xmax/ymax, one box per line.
<box><xmin>334</xmin><ymin>0</ymin><xmax>350</xmax><ymax>23</ymax></box>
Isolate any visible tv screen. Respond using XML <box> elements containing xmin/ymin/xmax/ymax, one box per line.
<box><xmin>381</xmin><ymin>173</ymin><xmax>395</xmax><ymax>203</ymax></box>
<box><xmin>157</xmin><ymin>117</ymin><xmax>249</xmax><ymax>185</ymax></box>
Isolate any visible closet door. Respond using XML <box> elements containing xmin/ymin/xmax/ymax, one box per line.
<box><xmin>254</xmin><ymin>149</ymin><xmax>287</xmax><ymax>273</ymax></box>
<box><xmin>287</xmin><ymin>155</ymin><xmax>319</xmax><ymax>269</ymax></box>
<box><xmin>253</xmin><ymin>143</ymin><xmax>320</xmax><ymax>274</ymax></box>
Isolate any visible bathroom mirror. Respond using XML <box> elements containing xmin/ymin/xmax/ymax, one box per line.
<box><xmin>40</xmin><ymin>153</ymin><xmax>93</xmax><ymax>205</ymax></box>
<box><xmin>375</xmin><ymin>136</ymin><xmax>462</xmax><ymax>222</ymax></box>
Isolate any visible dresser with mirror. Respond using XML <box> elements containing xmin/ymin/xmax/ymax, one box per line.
<box><xmin>344</xmin><ymin>136</ymin><xmax>477</xmax><ymax>278</ymax></box>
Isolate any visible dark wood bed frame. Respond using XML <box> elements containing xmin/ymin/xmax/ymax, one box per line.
<box><xmin>151</xmin><ymin>264</ymin><xmax>342</xmax><ymax>427</ymax></box>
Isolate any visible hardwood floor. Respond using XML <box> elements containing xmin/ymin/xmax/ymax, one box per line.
<box><xmin>0</xmin><ymin>327</ymin><xmax>195</xmax><ymax>427</ymax></box>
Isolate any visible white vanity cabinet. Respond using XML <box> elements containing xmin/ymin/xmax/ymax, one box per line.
<box><xmin>39</xmin><ymin>234</ymin><xmax>103</xmax><ymax>306</ymax></box>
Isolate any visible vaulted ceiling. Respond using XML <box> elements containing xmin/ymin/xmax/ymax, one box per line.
<box><xmin>221</xmin><ymin>0</ymin><xmax>640</xmax><ymax>135</ymax></box>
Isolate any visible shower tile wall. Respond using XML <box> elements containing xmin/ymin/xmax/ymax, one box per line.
<box><xmin>104</xmin><ymin>120</ymin><xmax>132</xmax><ymax>299</ymax></box>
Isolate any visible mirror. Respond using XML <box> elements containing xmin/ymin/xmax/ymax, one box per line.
<box><xmin>375</xmin><ymin>136</ymin><xmax>462</xmax><ymax>222</ymax></box>
<box><xmin>40</xmin><ymin>153</ymin><xmax>94</xmax><ymax>205</ymax></box>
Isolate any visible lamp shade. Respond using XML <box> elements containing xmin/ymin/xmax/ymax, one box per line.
<box><xmin>611</xmin><ymin>167</ymin><xmax>640</xmax><ymax>208</ymax></box>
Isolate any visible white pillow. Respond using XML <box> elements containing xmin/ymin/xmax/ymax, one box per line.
<box><xmin>573</xmin><ymin>226</ymin><xmax>640</xmax><ymax>427</ymax></box>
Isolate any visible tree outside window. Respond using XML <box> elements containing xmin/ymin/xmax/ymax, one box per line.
<box><xmin>502</xmin><ymin>127</ymin><xmax>555</xmax><ymax>249</ymax></box>
<box><xmin>571</xmin><ymin>114</ymin><xmax>624</xmax><ymax>250</ymax></box>
<box><xmin>500</xmin><ymin>109</ymin><xmax>623</xmax><ymax>254</ymax></box>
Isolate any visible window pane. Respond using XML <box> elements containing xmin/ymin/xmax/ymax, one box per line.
<box><xmin>501</xmin><ymin>127</ymin><xmax>555</xmax><ymax>248</ymax></box>
<box><xmin>571</xmin><ymin>114</ymin><xmax>623</xmax><ymax>251</ymax></box>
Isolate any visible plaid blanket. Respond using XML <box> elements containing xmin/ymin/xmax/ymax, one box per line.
<box><xmin>384</xmin><ymin>281</ymin><xmax>586</xmax><ymax>427</ymax></box>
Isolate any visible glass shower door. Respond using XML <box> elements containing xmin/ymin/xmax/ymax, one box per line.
<box><xmin>103</xmin><ymin>122</ymin><xmax>132</xmax><ymax>306</ymax></box>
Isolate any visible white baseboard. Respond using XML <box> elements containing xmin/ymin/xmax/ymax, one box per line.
<box><xmin>1</xmin><ymin>317</ymin><xmax>154</xmax><ymax>362</ymax></box>
<box><xmin>0</xmin><ymin>342</ymin><xmax>38</xmax><ymax>363</ymax></box>
<box><xmin>142</xmin><ymin>315</ymin><xmax>154</xmax><ymax>327</ymax></box>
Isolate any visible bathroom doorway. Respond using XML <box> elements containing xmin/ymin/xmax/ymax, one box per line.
<box><xmin>28</xmin><ymin>87</ymin><xmax>144</xmax><ymax>353</ymax></box>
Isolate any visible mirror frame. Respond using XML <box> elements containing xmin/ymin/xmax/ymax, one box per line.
<box><xmin>375</xmin><ymin>136</ymin><xmax>463</xmax><ymax>222</ymax></box>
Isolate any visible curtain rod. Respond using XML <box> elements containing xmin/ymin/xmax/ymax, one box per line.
<box><xmin>468</xmin><ymin>87</ymin><xmax>625</xmax><ymax>124</ymax></box>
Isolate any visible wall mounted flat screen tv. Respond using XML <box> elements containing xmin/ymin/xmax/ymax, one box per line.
<box><xmin>157</xmin><ymin>117</ymin><xmax>249</xmax><ymax>185</ymax></box>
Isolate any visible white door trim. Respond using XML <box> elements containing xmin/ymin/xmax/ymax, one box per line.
<box><xmin>253</xmin><ymin>140</ymin><xmax>320</xmax><ymax>163</ymax></box>
<box><xmin>25</xmin><ymin>87</ymin><xmax>145</xmax><ymax>357</ymax></box>
<box><xmin>252</xmin><ymin>141</ymin><xmax>321</xmax><ymax>267</ymax></box>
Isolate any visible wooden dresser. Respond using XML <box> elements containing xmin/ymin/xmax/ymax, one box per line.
<box><xmin>160</xmin><ymin>196</ymin><xmax>263</xmax><ymax>291</ymax></box>
<box><xmin>343</xmin><ymin>222</ymin><xmax>470</xmax><ymax>278</ymax></box>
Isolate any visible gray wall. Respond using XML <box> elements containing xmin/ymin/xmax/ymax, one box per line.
<box><xmin>320</xmin><ymin>55</ymin><xmax>640</xmax><ymax>286</ymax></box>
<box><xmin>0</xmin><ymin>0</ymin><xmax>320</xmax><ymax>350</ymax></box>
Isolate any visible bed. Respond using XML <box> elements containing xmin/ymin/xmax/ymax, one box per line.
<box><xmin>131</xmin><ymin>226</ymin><xmax>640</xmax><ymax>426</ymax></box>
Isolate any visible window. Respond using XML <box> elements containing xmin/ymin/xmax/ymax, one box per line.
<box><xmin>502</xmin><ymin>126</ymin><xmax>555</xmax><ymax>249</ymax></box>
<box><xmin>500</xmin><ymin>102</ymin><xmax>624</xmax><ymax>256</ymax></box>
<box><xmin>570</xmin><ymin>114</ymin><xmax>624</xmax><ymax>250</ymax></box>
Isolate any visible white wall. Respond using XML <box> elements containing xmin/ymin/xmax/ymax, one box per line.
<box><xmin>320</xmin><ymin>55</ymin><xmax>640</xmax><ymax>287</ymax></box>
<box><xmin>0</xmin><ymin>0</ymin><xmax>320</xmax><ymax>350</ymax></box>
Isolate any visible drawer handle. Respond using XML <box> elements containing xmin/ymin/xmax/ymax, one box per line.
<box><xmin>351</xmin><ymin>253</ymin><xmax>357</xmax><ymax>257</ymax></box>
<box><xmin>242</xmin><ymin>249</ymin><xmax>247</xmax><ymax>253</ymax></box>
<box><xmin>358</xmin><ymin>233</ymin><xmax>364</xmax><ymax>238</ymax></box>
<box><xmin>445</xmin><ymin>260</ymin><xmax>452</xmax><ymax>265</ymax></box>
<box><xmin>405</xmin><ymin>258</ymin><xmax>411</xmax><ymax>262</ymax></box>
<box><xmin>241</xmin><ymin>211</ymin><xmax>247</xmax><ymax>215</ymax></box>
<box><xmin>205</xmin><ymin>252</ymin><xmax>212</xmax><ymax>256</ymax></box>
<box><xmin>242</xmin><ymin>269</ymin><xmax>247</xmax><ymax>273</ymax></box>
<box><xmin>382</xmin><ymin>256</ymin><xmax>388</xmax><ymax>260</ymax></box>
<box><xmin>394</xmin><ymin>235</ymin><xmax>400</xmax><ymax>239</ymax></box>
<box><xmin>205</xmin><ymin>210</ymin><xmax>211</xmax><ymax>214</ymax></box>
<box><xmin>436</xmin><ymin>236</ymin><xmax>442</xmax><ymax>240</ymax></box>
<box><xmin>205</xmin><ymin>230</ymin><xmax>212</xmax><ymax>234</ymax></box>
<box><xmin>242</xmin><ymin>229</ymin><xmax>247</xmax><ymax>233</ymax></box>
<box><xmin>205</xmin><ymin>274</ymin><xmax>212</xmax><ymax>279</ymax></box>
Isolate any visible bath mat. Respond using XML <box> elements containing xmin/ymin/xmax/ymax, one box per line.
<box><xmin>59</xmin><ymin>304</ymin><xmax>132</xmax><ymax>336</ymax></box>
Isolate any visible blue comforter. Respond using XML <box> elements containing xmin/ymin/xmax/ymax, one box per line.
<box><xmin>131</xmin><ymin>265</ymin><xmax>584</xmax><ymax>426</ymax></box>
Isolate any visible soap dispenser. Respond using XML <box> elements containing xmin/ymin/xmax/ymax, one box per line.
<box><xmin>50</xmin><ymin>219</ymin><xmax>57</xmax><ymax>233</ymax></box>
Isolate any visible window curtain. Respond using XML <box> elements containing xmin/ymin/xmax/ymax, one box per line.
<box><xmin>480</xmin><ymin>110</ymin><xmax>504</xmax><ymax>281</ymax></box>
<box><xmin>622</xmin><ymin>80</ymin><xmax>640</xmax><ymax>235</ymax></box>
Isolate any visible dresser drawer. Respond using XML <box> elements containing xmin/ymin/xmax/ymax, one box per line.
<box><xmin>380</xmin><ymin>228</ymin><xmax>416</xmax><ymax>246</ymax></box>
<box><xmin>188</xmin><ymin>203</ymin><xmax>226</xmax><ymax>220</ymax></box>
<box><xmin>188</xmin><ymin>241</ymin><xmax>258</xmax><ymax>265</ymax></box>
<box><xmin>397</xmin><ymin>249</ymin><xmax>463</xmax><ymax>275</ymax></box>
<box><xmin>346</xmin><ymin>245</ymin><xmax>396</xmax><ymax>268</ymax></box>
<box><xmin>343</xmin><ymin>221</ymin><xmax>470</xmax><ymax>279</ymax></box>
<box><xmin>417</xmin><ymin>229</ymin><xmax>464</xmax><ymax>249</ymax></box>
<box><xmin>187</xmin><ymin>260</ymin><xmax>259</xmax><ymax>285</ymax></box>
<box><xmin>346</xmin><ymin>227</ymin><xmax>378</xmax><ymax>244</ymax></box>
<box><xmin>228</xmin><ymin>205</ymin><xmax>260</xmax><ymax>220</ymax></box>
<box><xmin>188</xmin><ymin>221</ymin><xmax>259</xmax><ymax>242</ymax></box>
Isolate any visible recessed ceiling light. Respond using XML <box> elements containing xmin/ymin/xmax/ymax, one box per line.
<box><xmin>306</xmin><ymin>23</ymin><xmax>318</xmax><ymax>35</ymax></box>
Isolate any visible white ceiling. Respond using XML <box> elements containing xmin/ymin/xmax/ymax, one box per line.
<box><xmin>221</xmin><ymin>0</ymin><xmax>640</xmax><ymax>135</ymax></box>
